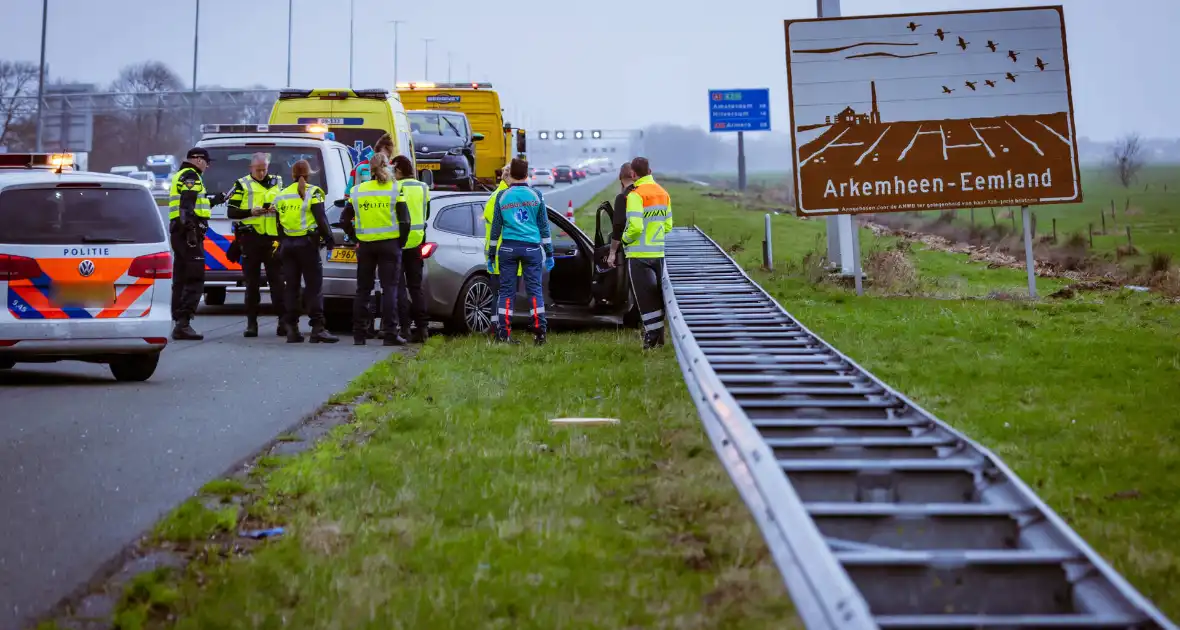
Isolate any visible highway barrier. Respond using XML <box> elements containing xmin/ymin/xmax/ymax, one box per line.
<box><xmin>662</xmin><ymin>226</ymin><xmax>1176</xmax><ymax>629</ymax></box>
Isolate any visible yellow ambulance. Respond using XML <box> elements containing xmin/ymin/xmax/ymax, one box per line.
<box><xmin>396</xmin><ymin>82</ymin><xmax>527</xmax><ymax>188</ymax></box>
<box><xmin>268</xmin><ymin>88</ymin><xmax>416</xmax><ymax>173</ymax></box>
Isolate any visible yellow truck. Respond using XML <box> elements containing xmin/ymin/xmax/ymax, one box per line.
<box><xmin>396</xmin><ymin>82</ymin><xmax>527</xmax><ymax>189</ymax></box>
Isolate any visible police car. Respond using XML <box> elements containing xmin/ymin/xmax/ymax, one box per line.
<box><xmin>0</xmin><ymin>153</ymin><xmax>173</xmax><ymax>381</ymax></box>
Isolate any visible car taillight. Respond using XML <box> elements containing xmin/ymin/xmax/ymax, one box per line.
<box><xmin>0</xmin><ymin>254</ymin><xmax>42</xmax><ymax>282</ymax></box>
<box><xmin>420</xmin><ymin>242</ymin><xmax>438</xmax><ymax>259</ymax></box>
<box><xmin>128</xmin><ymin>252</ymin><xmax>173</xmax><ymax>279</ymax></box>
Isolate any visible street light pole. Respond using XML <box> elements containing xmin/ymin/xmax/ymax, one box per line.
<box><xmin>388</xmin><ymin>20</ymin><xmax>406</xmax><ymax>85</ymax></box>
<box><xmin>286</xmin><ymin>0</ymin><xmax>293</xmax><ymax>87</ymax></box>
<box><xmin>34</xmin><ymin>0</ymin><xmax>48</xmax><ymax>152</ymax></box>
<box><xmin>447</xmin><ymin>52</ymin><xmax>452</xmax><ymax>83</ymax></box>
<box><xmin>348</xmin><ymin>0</ymin><xmax>355</xmax><ymax>88</ymax></box>
<box><xmin>190</xmin><ymin>0</ymin><xmax>200</xmax><ymax>145</ymax></box>
<box><xmin>423</xmin><ymin>38</ymin><xmax>434</xmax><ymax>81</ymax></box>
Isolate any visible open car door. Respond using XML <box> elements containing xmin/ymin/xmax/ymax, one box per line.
<box><xmin>590</xmin><ymin>201</ymin><xmax>628</xmax><ymax>311</ymax></box>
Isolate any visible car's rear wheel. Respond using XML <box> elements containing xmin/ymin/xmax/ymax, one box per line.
<box><xmin>204</xmin><ymin>287</ymin><xmax>227</xmax><ymax>306</ymax></box>
<box><xmin>109</xmin><ymin>353</ymin><xmax>161</xmax><ymax>382</ymax></box>
<box><xmin>0</xmin><ymin>358</ymin><xmax>14</xmax><ymax>370</ymax></box>
<box><xmin>449</xmin><ymin>274</ymin><xmax>494</xmax><ymax>334</ymax></box>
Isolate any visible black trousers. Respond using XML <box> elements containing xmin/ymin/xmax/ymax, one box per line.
<box><xmin>353</xmin><ymin>239</ymin><xmax>402</xmax><ymax>336</ymax></box>
<box><xmin>280</xmin><ymin>237</ymin><xmax>325</xmax><ymax>329</ymax></box>
<box><xmin>240</xmin><ymin>229</ymin><xmax>285</xmax><ymax>322</ymax></box>
<box><xmin>398</xmin><ymin>246</ymin><xmax>427</xmax><ymax>330</ymax></box>
<box><xmin>170</xmin><ymin>223</ymin><xmax>205</xmax><ymax>322</ymax></box>
<box><xmin>628</xmin><ymin>257</ymin><xmax>665</xmax><ymax>339</ymax></box>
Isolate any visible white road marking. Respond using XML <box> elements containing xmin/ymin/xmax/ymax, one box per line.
<box><xmin>971</xmin><ymin>123</ymin><xmax>996</xmax><ymax>158</ymax></box>
<box><xmin>855</xmin><ymin>126</ymin><xmax>891</xmax><ymax>166</ymax></box>
<box><xmin>1036</xmin><ymin>120</ymin><xmax>1072</xmax><ymax>146</ymax></box>
<box><xmin>801</xmin><ymin>127</ymin><xmax>851</xmax><ymax>166</ymax></box>
<box><xmin>1006</xmin><ymin>121</ymin><xmax>1044</xmax><ymax>156</ymax></box>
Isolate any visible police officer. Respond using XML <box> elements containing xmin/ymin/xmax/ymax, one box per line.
<box><xmin>169</xmin><ymin>147</ymin><xmax>225</xmax><ymax>341</ymax></box>
<box><xmin>394</xmin><ymin>155</ymin><xmax>431</xmax><ymax>343</ymax></box>
<box><xmin>338</xmin><ymin>151</ymin><xmax>410</xmax><ymax>346</ymax></box>
<box><xmin>226</xmin><ymin>152</ymin><xmax>286</xmax><ymax>338</ymax></box>
<box><xmin>265</xmin><ymin>160</ymin><xmax>339</xmax><ymax>344</ymax></box>
<box><xmin>620</xmin><ymin>157</ymin><xmax>672</xmax><ymax>350</ymax></box>
<box><xmin>487</xmin><ymin>158</ymin><xmax>552</xmax><ymax>346</ymax></box>
<box><xmin>482</xmin><ymin>164</ymin><xmax>519</xmax><ymax>335</ymax></box>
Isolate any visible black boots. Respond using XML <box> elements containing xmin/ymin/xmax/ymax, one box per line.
<box><xmin>172</xmin><ymin>318</ymin><xmax>203</xmax><ymax>341</ymax></box>
<box><xmin>383</xmin><ymin>332</ymin><xmax>407</xmax><ymax>347</ymax></box>
<box><xmin>276</xmin><ymin>321</ymin><xmax>288</xmax><ymax>337</ymax></box>
<box><xmin>244</xmin><ymin>319</ymin><xmax>258</xmax><ymax>338</ymax></box>
<box><xmin>410</xmin><ymin>327</ymin><xmax>428</xmax><ymax>344</ymax></box>
<box><xmin>642</xmin><ymin>331</ymin><xmax>665</xmax><ymax>351</ymax></box>
<box><xmin>309</xmin><ymin>326</ymin><xmax>339</xmax><ymax>344</ymax></box>
<box><xmin>534</xmin><ymin>331</ymin><xmax>547</xmax><ymax>346</ymax></box>
<box><xmin>286</xmin><ymin>325</ymin><xmax>305</xmax><ymax>343</ymax></box>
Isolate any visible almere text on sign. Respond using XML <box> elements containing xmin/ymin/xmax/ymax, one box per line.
<box><xmin>783</xmin><ymin>6</ymin><xmax>1082</xmax><ymax>216</ymax></box>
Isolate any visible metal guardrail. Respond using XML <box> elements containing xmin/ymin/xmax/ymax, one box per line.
<box><xmin>662</xmin><ymin>226</ymin><xmax>1175</xmax><ymax>630</ymax></box>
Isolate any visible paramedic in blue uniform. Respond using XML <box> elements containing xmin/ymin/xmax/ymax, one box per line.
<box><xmin>487</xmin><ymin>158</ymin><xmax>552</xmax><ymax>346</ymax></box>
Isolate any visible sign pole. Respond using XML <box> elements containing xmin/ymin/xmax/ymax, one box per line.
<box><xmin>851</xmin><ymin>215</ymin><xmax>864</xmax><ymax>296</ymax></box>
<box><xmin>737</xmin><ymin>131</ymin><xmax>747</xmax><ymax>191</ymax></box>
<box><xmin>1022</xmin><ymin>205</ymin><xmax>1037</xmax><ymax>298</ymax></box>
<box><xmin>816</xmin><ymin>0</ymin><xmax>854</xmax><ymax>275</ymax></box>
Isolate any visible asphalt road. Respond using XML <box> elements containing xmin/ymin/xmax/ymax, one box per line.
<box><xmin>0</xmin><ymin>174</ymin><xmax>614</xmax><ymax>630</ymax></box>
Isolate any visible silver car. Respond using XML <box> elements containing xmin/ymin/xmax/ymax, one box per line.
<box><xmin>323</xmin><ymin>193</ymin><xmax>634</xmax><ymax>333</ymax></box>
<box><xmin>528</xmin><ymin>167</ymin><xmax>556</xmax><ymax>188</ymax></box>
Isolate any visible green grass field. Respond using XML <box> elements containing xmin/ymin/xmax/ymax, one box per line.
<box><xmin>59</xmin><ymin>179</ymin><xmax>1180</xmax><ymax>628</ymax></box>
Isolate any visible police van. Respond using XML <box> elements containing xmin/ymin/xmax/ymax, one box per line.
<box><xmin>195</xmin><ymin>123</ymin><xmax>358</xmax><ymax>321</ymax></box>
<box><xmin>0</xmin><ymin>153</ymin><xmax>173</xmax><ymax>381</ymax></box>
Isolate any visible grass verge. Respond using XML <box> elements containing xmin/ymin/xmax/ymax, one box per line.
<box><xmin>98</xmin><ymin>332</ymin><xmax>795</xmax><ymax>629</ymax></box>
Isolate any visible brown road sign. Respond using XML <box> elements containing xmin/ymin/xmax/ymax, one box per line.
<box><xmin>784</xmin><ymin>5</ymin><xmax>1082</xmax><ymax>216</ymax></box>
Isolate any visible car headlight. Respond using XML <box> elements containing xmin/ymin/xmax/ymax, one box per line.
<box><xmin>447</xmin><ymin>147</ymin><xmax>463</xmax><ymax>156</ymax></box>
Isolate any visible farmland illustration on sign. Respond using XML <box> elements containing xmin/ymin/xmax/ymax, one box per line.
<box><xmin>783</xmin><ymin>6</ymin><xmax>1081</xmax><ymax>216</ymax></box>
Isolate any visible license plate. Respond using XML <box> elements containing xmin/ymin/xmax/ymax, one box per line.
<box><xmin>329</xmin><ymin>248</ymin><xmax>358</xmax><ymax>263</ymax></box>
<box><xmin>53</xmin><ymin>284</ymin><xmax>115</xmax><ymax>307</ymax></box>
<box><xmin>419</xmin><ymin>163</ymin><xmax>441</xmax><ymax>171</ymax></box>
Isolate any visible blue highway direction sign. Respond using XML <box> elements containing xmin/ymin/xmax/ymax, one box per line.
<box><xmin>709</xmin><ymin>89</ymin><xmax>771</xmax><ymax>132</ymax></box>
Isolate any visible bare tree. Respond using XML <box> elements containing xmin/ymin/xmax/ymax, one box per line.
<box><xmin>1110</xmin><ymin>133</ymin><xmax>1146</xmax><ymax>217</ymax></box>
<box><xmin>1111</xmin><ymin>133</ymin><xmax>1145</xmax><ymax>189</ymax></box>
<box><xmin>0</xmin><ymin>60</ymin><xmax>40</xmax><ymax>148</ymax></box>
<box><xmin>107</xmin><ymin>61</ymin><xmax>185</xmax><ymax>160</ymax></box>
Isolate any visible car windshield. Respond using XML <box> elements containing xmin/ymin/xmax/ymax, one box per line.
<box><xmin>0</xmin><ymin>186</ymin><xmax>166</xmax><ymax>245</ymax></box>
<box><xmin>129</xmin><ymin>172</ymin><xmax>153</xmax><ymax>181</ymax></box>
<box><xmin>145</xmin><ymin>164</ymin><xmax>173</xmax><ymax>177</ymax></box>
<box><xmin>408</xmin><ymin>112</ymin><xmax>464</xmax><ymax>137</ymax></box>
<box><xmin>200</xmin><ymin>146</ymin><xmax>326</xmax><ymax>195</ymax></box>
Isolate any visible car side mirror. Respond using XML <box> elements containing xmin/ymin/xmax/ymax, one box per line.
<box><xmin>472</xmin><ymin>133</ymin><xmax>485</xmax><ymax>142</ymax></box>
<box><xmin>333</xmin><ymin>198</ymin><xmax>346</xmax><ymax>208</ymax></box>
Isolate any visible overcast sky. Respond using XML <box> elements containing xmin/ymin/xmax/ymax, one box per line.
<box><xmin>0</xmin><ymin>0</ymin><xmax>1174</xmax><ymax>141</ymax></box>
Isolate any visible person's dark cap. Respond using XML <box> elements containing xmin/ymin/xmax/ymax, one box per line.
<box><xmin>186</xmin><ymin>147</ymin><xmax>212</xmax><ymax>162</ymax></box>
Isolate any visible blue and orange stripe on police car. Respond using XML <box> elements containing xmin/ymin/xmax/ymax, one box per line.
<box><xmin>6</xmin><ymin>257</ymin><xmax>155</xmax><ymax>320</ymax></box>
<box><xmin>203</xmin><ymin>227</ymin><xmax>241</xmax><ymax>272</ymax></box>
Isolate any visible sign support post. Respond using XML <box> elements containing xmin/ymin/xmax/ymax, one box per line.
<box><xmin>1022</xmin><ymin>206</ymin><xmax>1037</xmax><ymax>298</ymax></box>
<box><xmin>737</xmin><ymin>131</ymin><xmax>747</xmax><ymax>191</ymax></box>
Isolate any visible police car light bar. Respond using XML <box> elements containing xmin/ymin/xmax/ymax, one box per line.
<box><xmin>0</xmin><ymin>153</ymin><xmax>74</xmax><ymax>170</ymax></box>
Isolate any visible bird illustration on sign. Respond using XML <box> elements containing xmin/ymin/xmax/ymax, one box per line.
<box><xmin>784</xmin><ymin>6</ymin><xmax>1080</xmax><ymax>215</ymax></box>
